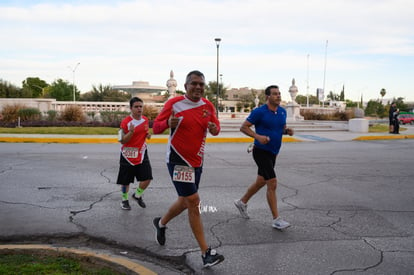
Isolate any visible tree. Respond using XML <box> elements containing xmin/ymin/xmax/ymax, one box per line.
<box><xmin>296</xmin><ymin>95</ymin><xmax>319</xmax><ymax>105</ymax></box>
<box><xmin>22</xmin><ymin>77</ymin><xmax>48</xmax><ymax>98</ymax></box>
<box><xmin>327</xmin><ymin>91</ymin><xmax>340</xmax><ymax>101</ymax></box>
<box><xmin>345</xmin><ymin>99</ymin><xmax>358</xmax><ymax>108</ymax></box>
<box><xmin>80</xmin><ymin>84</ymin><xmax>130</xmax><ymax>102</ymax></box>
<box><xmin>394</xmin><ymin>97</ymin><xmax>408</xmax><ymax>112</ymax></box>
<box><xmin>0</xmin><ymin>79</ymin><xmax>22</xmax><ymax>98</ymax></box>
<box><xmin>238</xmin><ymin>93</ymin><xmax>255</xmax><ymax>111</ymax></box>
<box><xmin>380</xmin><ymin>88</ymin><xmax>386</xmax><ymax>101</ymax></box>
<box><xmin>365</xmin><ymin>99</ymin><xmax>386</xmax><ymax>118</ymax></box>
<box><xmin>205</xmin><ymin>81</ymin><xmax>227</xmax><ymax>107</ymax></box>
<box><xmin>340</xmin><ymin>85</ymin><xmax>345</xmax><ymax>101</ymax></box>
<box><xmin>45</xmin><ymin>79</ymin><xmax>76</xmax><ymax>101</ymax></box>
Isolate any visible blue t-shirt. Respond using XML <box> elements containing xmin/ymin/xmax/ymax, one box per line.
<box><xmin>246</xmin><ymin>104</ymin><xmax>287</xmax><ymax>155</ymax></box>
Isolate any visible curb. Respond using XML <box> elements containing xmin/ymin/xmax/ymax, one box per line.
<box><xmin>1</xmin><ymin>135</ymin><xmax>413</xmax><ymax>144</ymax></box>
<box><xmin>0</xmin><ymin>136</ymin><xmax>302</xmax><ymax>144</ymax></box>
<box><xmin>352</xmin><ymin>134</ymin><xmax>414</xmax><ymax>141</ymax></box>
<box><xmin>0</xmin><ymin>244</ymin><xmax>156</xmax><ymax>275</ymax></box>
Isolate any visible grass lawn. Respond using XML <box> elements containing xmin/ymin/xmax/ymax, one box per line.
<box><xmin>0</xmin><ymin>126</ymin><xmax>164</xmax><ymax>135</ymax></box>
<box><xmin>0</xmin><ymin>127</ymin><xmax>119</xmax><ymax>135</ymax></box>
<box><xmin>0</xmin><ymin>253</ymin><xmax>122</xmax><ymax>275</ymax></box>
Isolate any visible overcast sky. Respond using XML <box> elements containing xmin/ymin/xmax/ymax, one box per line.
<box><xmin>1</xmin><ymin>0</ymin><xmax>413</xmax><ymax>102</ymax></box>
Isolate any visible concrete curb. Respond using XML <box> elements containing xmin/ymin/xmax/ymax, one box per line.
<box><xmin>0</xmin><ymin>244</ymin><xmax>156</xmax><ymax>275</ymax></box>
<box><xmin>0</xmin><ymin>136</ymin><xmax>302</xmax><ymax>144</ymax></box>
<box><xmin>352</xmin><ymin>134</ymin><xmax>414</xmax><ymax>141</ymax></box>
<box><xmin>1</xmin><ymin>133</ymin><xmax>413</xmax><ymax>144</ymax></box>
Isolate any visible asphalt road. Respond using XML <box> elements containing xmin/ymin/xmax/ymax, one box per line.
<box><xmin>1</xmin><ymin>140</ymin><xmax>413</xmax><ymax>274</ymax></box>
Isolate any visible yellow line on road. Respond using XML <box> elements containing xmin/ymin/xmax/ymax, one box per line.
<box><xmin>353</xmin><ymin>135</ymin><xmax>414</xmax><ymax>141</ymax></box>
<box><xmin>0</xmin><ymin>136</ymin><xmax>302</xmax><ymax>144</ymax></box>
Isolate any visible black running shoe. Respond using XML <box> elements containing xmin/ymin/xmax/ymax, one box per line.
<box><xmin>202</xmin><ymin>247</ymin><xmax>224</xmax><ymax>268</ymax></box>
<box><xmin>132</xmin><ymin>193</ymin><xmax>146</xmax><ymax>208</ymax></box>
<box><xmin>120</xmin><ymin>200</ymin><xmax>131</xmax><ymax>210</ymax></box>
<box><xmin>153</xmin><ymin>217</ymin><xmax>166</xmax><ymax>245</ymax></box>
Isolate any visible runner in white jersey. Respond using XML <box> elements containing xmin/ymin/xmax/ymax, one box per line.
<box><xmin>116</xmin><ymin>97</ymin><xmax>153</xmax><ymax>210</ymax></box>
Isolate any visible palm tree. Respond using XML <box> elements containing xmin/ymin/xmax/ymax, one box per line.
<box><xmin>380</xmin><ymin>88</ymin><xmax>386</xmax><ymax>102</ymax></box>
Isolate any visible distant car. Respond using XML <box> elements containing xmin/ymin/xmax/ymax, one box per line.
<box><xmin>398</xmin><ymin>114</ymin><xmax>414</xmax><ymax>125</ymax></box>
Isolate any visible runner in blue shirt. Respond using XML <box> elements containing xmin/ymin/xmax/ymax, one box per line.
<box><xmin>234</xmin><ymin>85</ymin><xmax>294</xmax><ymax>229</ymax></box>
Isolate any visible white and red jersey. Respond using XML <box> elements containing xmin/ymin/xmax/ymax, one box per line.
<box><xmin>153</xmin><ymin>95</ymin><xmax>220</xmax><ymax>167</ymax></box>
<box><xmin>120</xmin><ymin>115</ymin><xmax>149</xmax><ymax>166</ymax></box>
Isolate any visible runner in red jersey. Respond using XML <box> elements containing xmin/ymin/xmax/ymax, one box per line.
<box><xmin>152</xmin><ymin>94</ymin><xmax>220</xmax><ymax>167</ymax></box>
<box><xmin>152</xmin><ymin>70</ymin><xmax>224</xmax><ymax>268</ymax></box>
<box><xmin>116</xmin><ymin>97</ymin><xmax>152</xmax><ymax>210</ymax></box>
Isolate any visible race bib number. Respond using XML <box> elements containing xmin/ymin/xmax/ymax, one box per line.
<box><xmin>122</xmin><ymin>147</ymin><xmax>138</xmax><ymax>158</ymax></box>
<box><xmin>173</xmin><ymin>165</ymin><xmax>195</xmax><ymax>183</ymax></box>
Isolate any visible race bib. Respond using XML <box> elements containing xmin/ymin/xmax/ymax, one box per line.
<box><xmin>173</xmin><ymin>165</ymin><xmax>195</xmax><ymax>183</ymax></box>
<box><xmin>122</xmin><ymin>147</ymin><xmax>138</xmax><ymax>158</ymax></box>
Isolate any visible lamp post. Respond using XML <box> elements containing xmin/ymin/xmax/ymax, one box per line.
<box><xmin>219</xmin><ymin>74</ymin><xmax>223</xmax><ymax>111</ymax></box>
<box><xmin>306</xmin><ymin>54</ymin><xmax>310</xmax><ymax>108</ymax></box>
<box><xmin>69</xmin><ymin>62</ymin><xmax>80</xmax><ymax>102</ymax></box>
<box><xmin>32</xmin><ymin>84</ymin><xmax>47</xmax><ymax>97</ymax></box>
<box><xmin>214</xmin><ymin>38</ymin><xmax>221</xmax><ymax>117</ymax></box>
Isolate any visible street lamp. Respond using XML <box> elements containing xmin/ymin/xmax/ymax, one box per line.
<box><xmin>69</xmin><ymin>62</ymin><xmax>80</xmax><ymax>102</ymax></box>
<box><xmin>32</xmin><ymin>84</ymin><xmax>47</xmax><ymax>97</ymax></box>
<box><xmin>219</xmin><ymin>74</ymin><xmax>223</xmax><ymax>111</ymax></box>
<box><xmin>214</xmin><ymin>38</ymin><xmax>221</xmax><ymax>117</ymax></box>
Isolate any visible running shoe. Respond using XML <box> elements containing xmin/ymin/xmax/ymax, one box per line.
<box><xmin>247</xmin><ymin>143</ymin><xmax>254</xmax><ymax>153</ymax></box>
<box><xmin>153</xmin><ymin>217</ymin><xmax>166</xmax><ymax>245</ymax></box>
<box><xmin>132</xmin><ymin>193</ymin><xmax>146</xmax><ymax>208</ymax></box>
<box><xmin>202</xmin><ymin>247</ymin><xmax>225</xmax><ymax>268</ymax></box>
<box><xmin>120</xmin><ymin>200</ymin><xmax>131</xmax><ymax>210</ymax></box>
<box><xmin>272</xmin><ymin>217</ymin><xmax>290</xmax><ymax>230</ymax></box>
<box><xmin>234</xmin><ymin>199</ymin><xmax>249</xmax><ymax>219</ymax></box>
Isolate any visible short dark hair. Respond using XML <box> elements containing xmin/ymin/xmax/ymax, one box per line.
<box><xmin>185</xmin><ymin>70</ymin><xmax>205</xmax><ymax>84</ymax></box>
<box><xmin>129</xmin><ymin>97</ymin><xmax>143</xmax><ymax>108</ymax></box>
<box><xmin>265</xmin><ymin>85</ymin><xmax>279</xmax><ymax>96</ymax></box>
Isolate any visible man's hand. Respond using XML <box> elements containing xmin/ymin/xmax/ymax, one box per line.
<box><xmin>286</xmin><ymin>128</ymin><xmax>294</xmax><ymax>136</ymax></box>
<box><xmin>208</xmin><ymin>121</ymin><xmax>218</xmax><ymax>135</ymax></box>
<box><xmin>168</xmin><ymin>111</ymin><xmax>179</xmax><ymax>128</ymax></box>
<box><xmin>257</xmin><ymin>135</ymin><xmax>270</xmax><ymax>144</ymax></box>
<box><xmin>128</xmin><ymin>123</ymin><xmax>135</xmax><ymax>133</ymax></box>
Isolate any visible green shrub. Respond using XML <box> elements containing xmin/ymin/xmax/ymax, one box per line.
<box><xmin>86</xmin><ymin>111</ymin><xmax>97</xmax><ymax>121</ymax></box>
<box><xmin>46</xmin><ymin>110</ymin><xmax>58</xmax><ymax>121</ymax></box>
<box><xmin>18</xmin><ymin>108</ymin><xmax>41</xmax><ymax>121</ymax></box>
<box><xmin>300</xmin><ymin>110</ymin><xmax>353</xmax><ymax>121</ymax></box>
<box><xmin>60</xmin><ymin>105</ymin><xmax>86</xmax><ymax>122</ymax></box>
<box><xmin>100</xmin><ymin>111</ymin><xmax>129</xmax><ymax>123</ymax></box>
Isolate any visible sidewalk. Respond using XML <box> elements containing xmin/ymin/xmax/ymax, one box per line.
<box><xmin>0</xmin><ymin>126</ymin><xmax>413</xmax><ymax>143</ymax></box>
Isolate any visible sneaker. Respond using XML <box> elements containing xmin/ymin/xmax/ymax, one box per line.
<box><xmin>202</xmin><ymin>247</ymin><xmax>224</xmax><ymax>268</ymax></box>
<box><xmin>272</xmin><ymin>217</ymin><xmax>290</xmax><ymax>230</ymax></box>
<box><xmin>120</xmin><ymin>200</ymin><xmax>131</xmax><ymax>210</ymax></box>
<box><xmin>234</xmin><ymin>199</ymin><xmax>249</xmax><ymax>219</ymax></box>
<box><xmin>132</xmin><ymin>193</ymin><xmax>146</xmax><ymax>208</ymax></box>
<box><xmin>247</xmin><ymin>143</ymin><xmax>254</xmax><ymax>153</ymax></box>
<box><xmin>153</xmin><ymin>217</ymin><xmax>166</xmax><ymax>245</ymax></box>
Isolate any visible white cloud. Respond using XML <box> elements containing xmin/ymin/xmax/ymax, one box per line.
<box><xmin>1</xmin><ymin>0</ymin><xmax>413</xmax><ymax>101</ymax></box>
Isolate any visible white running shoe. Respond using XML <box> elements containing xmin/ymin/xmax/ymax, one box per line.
<box><xmin>272</xmin><ymin>217</ymin><xmax>290</xmax><ymax>230</ymax></box>
<box><xmin>247</xmin><ymin>143</ymin><xmax>254</xmax><ymax>153</ymax></box>
<box><xmin>234</xmin><ymin>199</ymin><xmax>249</xmax><ymax>219</ymax></box>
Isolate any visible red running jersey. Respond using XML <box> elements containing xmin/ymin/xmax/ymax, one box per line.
<box><xmin>153</xmin><ymin>95</ymin><xmax>220</xmax><ymax>167</ymax></box>
<box><xmin>120</xmin><ymin>115</ymin><xmax>149</xmax><ymax>165</ymax></box>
